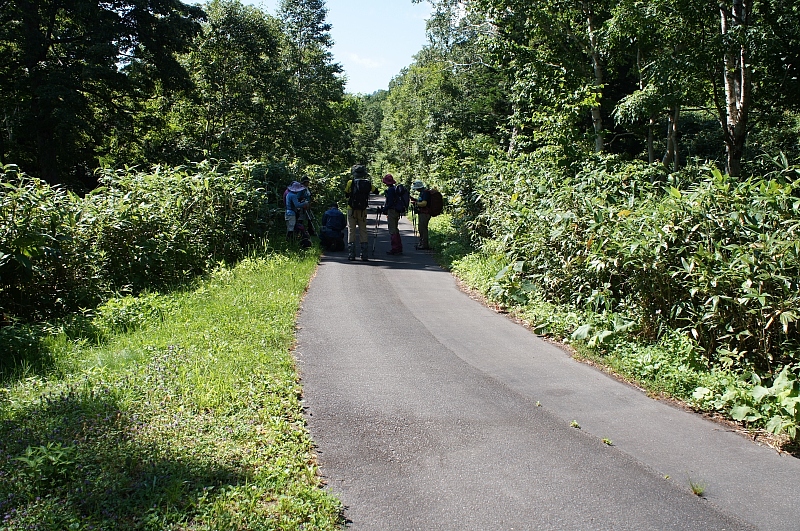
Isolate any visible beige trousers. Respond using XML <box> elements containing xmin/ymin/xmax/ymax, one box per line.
<box><xmin>347</xmin><ymin>208</ymin><xmax>368</xmax><ymax>243</ymax></box>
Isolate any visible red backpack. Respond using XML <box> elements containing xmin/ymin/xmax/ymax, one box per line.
<box><xmin>427</xmin><ymin>189</ymin><xmax>444</xmax><ymax>217</ymax></box>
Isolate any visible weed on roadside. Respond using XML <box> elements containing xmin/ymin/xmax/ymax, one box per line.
<box><xmin>0</xmin><ymin>251</ymin><xmax>343</xmax><ymax>530</ymax></box>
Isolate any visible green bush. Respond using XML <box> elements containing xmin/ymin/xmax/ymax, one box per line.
<box><xmin>440</xmin><ymin>150</ymin><xmax>800</xmax><ymax>441</ymax></box>
<box><xmin>0</xmin><ymin>161</ymin><xmax>275</xmax><ymax>323</ymax></box>
<box><xmin>0</xmin><ymin>165</ymin><xmax>103</xmax><ymax>321</ymax></box>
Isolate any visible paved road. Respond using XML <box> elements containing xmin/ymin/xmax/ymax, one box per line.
<box><xmin>296</xmin><ymin>200</ymin><xmax>799</xmax><ymax>530</ymax></box>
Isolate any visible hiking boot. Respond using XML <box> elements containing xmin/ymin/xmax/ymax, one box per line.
<box><xmin>360</xmin><ymin>242</ymin><xmax>369</xmax><ymax>261</ymax></box>
<box><xmin>388</xmin><ymin>233</ymin><xmax>403</xmax><ymax>255</ymax></box>
<box><xmin>347</xmin><ymin>243</ymin><xmax>356</xmax><ymax>261</ymax></box>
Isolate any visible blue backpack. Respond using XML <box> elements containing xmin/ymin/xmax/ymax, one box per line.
<box><xmin>394</xmin><ymin>184</ymin><xmax>410</xmax><ymax>213</ymax></box>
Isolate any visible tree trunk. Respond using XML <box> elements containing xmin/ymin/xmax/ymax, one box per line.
<box><xmin>648</xmin><ymin>116</ymin><xmax>655</xmax><ymax>165</ymax></box>
<box><xmin>662</xmin><ymin>106</ymin><xmax>680</xmax><ymax>171</ymax></box>
<box><xmin>36</xmin><ymin>124</ymin><xmax>59</xmax><ymax>184</ymax></box>
<box><xmin>720</xmin><ymin>0</ymin><xmax>752</xmax><ymax>177</ymax></box>
<box><xmin>587</xmin><ymin>8</ymin><xmax>604</xmax><ymax>152</ymax></box>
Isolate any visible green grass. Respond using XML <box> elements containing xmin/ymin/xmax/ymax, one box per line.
<box><xmin>0</xmin><ymin>249</ymin><xmax>343</xmax><ymax>530</ymax></box>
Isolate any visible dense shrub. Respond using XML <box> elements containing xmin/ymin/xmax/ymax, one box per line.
<box><xmin>441</xmin><ymin>152</ymin><xmax>800</xmax><ymax>440</ymax></box>
<box><xmin>458</xmin><ymin>154</ymin><xmax>800</xmax><ymax>370</ymax></box>
<box><xmin>0</xmin><ymin>161</ymin><xmax>276</xmax><ymax>323</ymax></box>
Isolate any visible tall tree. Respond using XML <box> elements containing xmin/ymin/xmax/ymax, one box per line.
<box><xmin>465</xmin><ymin>0</ymin><xmax>615</xmax><ymax>154</ymax></box>
<box><xmin>178</xmin><ymin>0</ymin><xmax>287</xmax><ymax>161</ymax></box>
<box><xmin>0</xmin><ymin>0</ymin><xmax>204</xmax><ymax>185</ymax></box>
<box><xmin>278</xmin><ymin>0</ymin><xmax>346</xmax><ymax>164</ymax></box>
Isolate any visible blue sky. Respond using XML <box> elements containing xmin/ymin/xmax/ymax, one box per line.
<box><xmin>245</xmin><ymin>1</ymin><xmax>431</xmax><ymax>94</ymax></box>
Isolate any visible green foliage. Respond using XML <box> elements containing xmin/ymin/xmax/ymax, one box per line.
<box><xmin>0</xmin><ymin>161</ymin><xmax>275</xmax><ymax>324</ymax></box>
<box><xmin>13</xmin><ymin>443</ymin><xmax>78</xmax><ymax>494</ymax></box>
<box><xmin>0</xmin><ymin>254</ymin><xmax>343</xmax><ymax>529</ymax></box>
<box><xmin>93</xmin><ymin>294</ymin><xmax>178</xmax><ymax>338</ymax></box>
<box><xmin>692</xmin><ymin>366</ymin><xmax>800</xmax><ymax>440</ymax></box>
<box><xmin>0</xmin><ymin>0</ymin><xmax>204</xmax><ymax>185</ymax></box>
<box><xmin>428</xmin><ymin>152</ymin><xmax>800</xmax><ymax>441</ymax></box>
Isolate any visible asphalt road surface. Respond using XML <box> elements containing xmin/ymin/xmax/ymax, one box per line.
<box><xmin>296</xmin><ymin>200</ymin><xmax>799</xmax><ymax>531</ymax></box>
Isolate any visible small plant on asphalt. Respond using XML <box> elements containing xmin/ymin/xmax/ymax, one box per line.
<box><xmin>602</xmin><ymin>438</ymin><xmax>613</xmax><ymax>446</ymax></box>
<box><xmin>571</xmin><ymin>420</ymin><xmax>581</xmax><ymax>429</ymax></box>
<box><xmin>688</xmin><ymin>476</ymin><xmax>706</xmax><ymax>497</ymax></box>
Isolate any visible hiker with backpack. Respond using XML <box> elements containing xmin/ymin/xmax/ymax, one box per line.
<box><xmin>380</xmin><ymin>174</ymin><xmax>409</xmax><ymax>255</ymax></box>
<box><xmin>320</xmin><ymin>203</ymin><xmax>346</xmax><ymax>252</ymax></box>
<box><xmin>410</xmin><ymin>180</ymin><xmax>433</xmax><ymax>250</ymax></box>
<box><xmin>345</xmin><ymin>164</ymin><xmax>375</xmax><ymax>261</ymax></box>
<box><xmin>299</xmin><ymin>176</ymin><xmax>317</xmax><ymax>236</ymax></box>
<box><xmin>411</xmin><ymin>180</ymin><xmax>444</xmax><ymax>250</ymax></box>
<box><xmin>285</xmin><ymin>180</ymin><xmax>310</xmax><ymax>242</ymax></box>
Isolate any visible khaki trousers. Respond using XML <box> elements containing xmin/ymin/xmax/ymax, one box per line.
<box><xmin>347</xmin><ymin>208</ymin><xmax>368</xmax><ymax>243</ymax></box>
<box><xmin>387</xmin><ymin>209</ymin><xmax>400</xmax><ymax>235</ymax></box>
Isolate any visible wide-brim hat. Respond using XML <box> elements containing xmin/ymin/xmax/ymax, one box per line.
<box><xmin>411</xmin><ymin>180</ymin><xmax>425</xmax><ymax>190</ymax></box>
<box><xmin>288</xmin><ymin>181</ymin><xmax>305</xmax><ymax>193</ymax></box>
<box><xmin>382</xmin><ymin>174</ymin><xmax>396</xmax><ymax>186</ymax></box>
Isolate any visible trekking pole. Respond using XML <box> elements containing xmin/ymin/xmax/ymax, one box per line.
<box><xmin>372</xmin><ymin>209</ymin><xmax>381</xmax><ymax>256</ymax></box>
<box><xmin>307</xmin><ymin>209</ymin><xmax>320</xmax><ymax>236</ymax></box>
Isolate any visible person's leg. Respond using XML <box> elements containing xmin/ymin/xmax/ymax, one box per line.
<box><xmin>387</xmin><ymin>209</ymin><xmax>402</xmax><ymax>254</ymax></box>
<box><xmin>286</xmin><ymin>214</ymin><xmax>296</xmax><ymax>241</ymax></box>
<box><xmin>320</xmin><ymin>229</ymin><xmax>331</xmax><ymax>250</ymax></box>
<box><xmin>356</xmin><ymin>209</ymin><xmax>369</xmax><ymax>260</ymax></box>
<box><xmin>347</xmin><ymin>208</ymin><xmax>357</xmax><ymax>260</ymax></box>
<box><xmin>357</xmin><ymin>209</ymin><xmax>368</xmax><ymax>243</ymax></box>
<box><xmin>417</xmin><ymin>213</ymin><xmax>430</xmax><ymax>249</ymax></box>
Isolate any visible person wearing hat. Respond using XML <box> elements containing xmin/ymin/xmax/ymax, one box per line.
<box><xmin>411</xmin><ymin>180</ymin><xmax>432</xmax><ymax>250</ymax></box>
<box><xmin>381</xmin><ymin>174</ymin><xmax>404</xmax><ymax>255</ymax></box>
<box><xmin>285</xmin><ymin>180</ymin><xmax>309</xmax><ymax>242</ymax></box>
<box><xmin>345</xmin><ymin>164</ymin><xmax>373</xmax><ymax>261</ymax></box>
<box><xmin>299</xmin><ymin>176</ymin><xmax>316</xmax><ymax>236</ymax></box>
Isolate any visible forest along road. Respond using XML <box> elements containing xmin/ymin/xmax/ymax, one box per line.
<box><xmin>295</xmin><ymin>199</ymin><xmax>799</xmax><ymax>531</ymax></box>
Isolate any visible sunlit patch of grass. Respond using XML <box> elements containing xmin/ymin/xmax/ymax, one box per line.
<box><xmin>0</xmin><ymin>250</ymin><xmax>343</xmax><ymax>530</ymax></box>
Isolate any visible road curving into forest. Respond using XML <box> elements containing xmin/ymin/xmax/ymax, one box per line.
<box><xmin>295</xmin><ymin>198</ymin><xmax>798</xmax><ymax>530</ymax></box>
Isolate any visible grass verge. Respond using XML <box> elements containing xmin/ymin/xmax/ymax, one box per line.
<box><xmin>0</xmin><ymin>249</ymin><xmax>343</xmax><ymax>530</ymax></box>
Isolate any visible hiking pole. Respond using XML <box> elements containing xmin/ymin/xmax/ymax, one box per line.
<box><xmin>372</xmin><ymin>209</ymin><xmax>382</xmax><ymax>256</ymax></box>
<box><xmin>306</xmin><ymin>209</ymin><xmax>320</xmax><ymax>236</ymax></box>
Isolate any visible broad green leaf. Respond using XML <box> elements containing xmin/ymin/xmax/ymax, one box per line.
<box><xmin>571</xmin><ymin>324</ymin><xmax>592</xmax><ymax>341</ymax></box>
<box><xmin>765</xmin><ymin>415</ymin><xmax>785</xmax><ymax>434</ymax></box>
<box><xmin>692</xmin><ymin>387</ymin><xmax>711</xmax><ymax>400</ymax></box>
<box><xmin>750</xmin><ymin>385</ymin><xmax>770</xmax><ymax>402</ymax></box>
<box><xmin>730</xmin><ymin>405</ymin><xmax>752</xmax><ymax>421</ymax></box>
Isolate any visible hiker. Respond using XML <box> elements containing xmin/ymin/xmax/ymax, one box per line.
<box><xmin>345</xmin><ymin>164</ymin><xmax>373</xmax><ymax>261</ymax></box>
<box><xmin>381</xmin><ymin>174</ymin><xmax>404</xmax><ymax>255</ymax></box>
<box><xmin>299</xmin><ymin>176</ymin><xmax>316</xmax><ymax>236</ymax></box>
<box><xmin>320</xmin><ymin>203</ymin><xmax>346</xmax><ymax>252</ymax></box>
<box><xmin>411</xmin><ymin>180</ymin><xmax>432</xmax><ymax>250</ymax></box>
<box><xmin>285</xmin><ymin>181</ymin><xmax>309</xmax><ymax>242</ymax></box>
